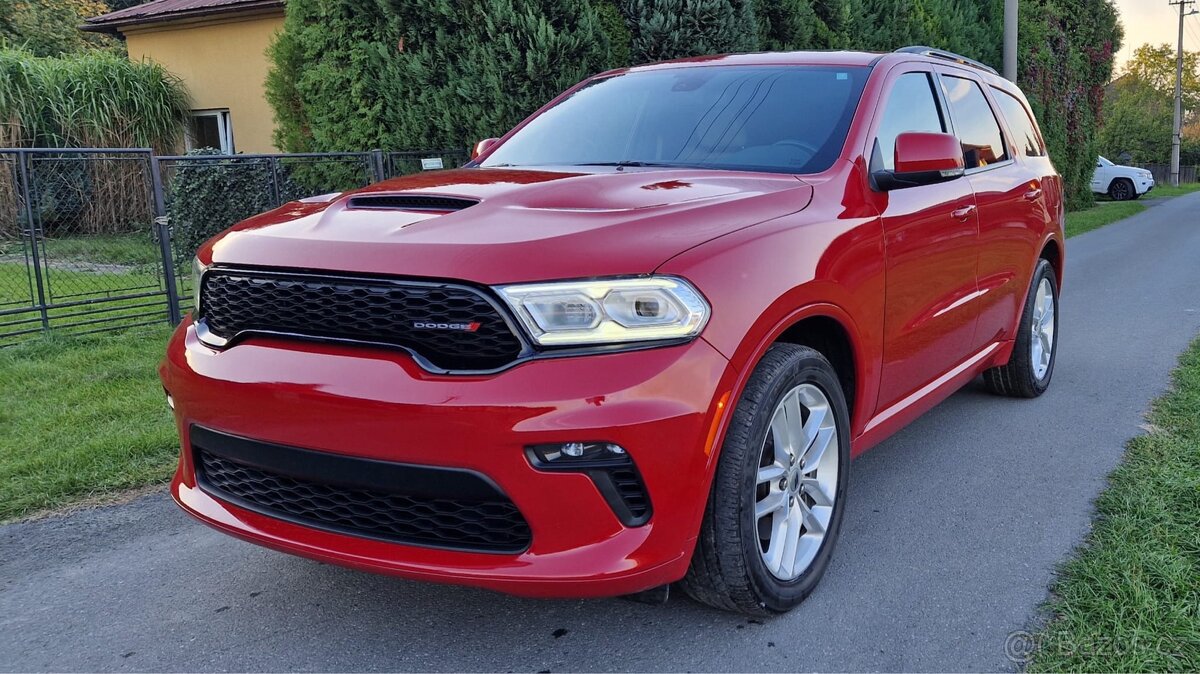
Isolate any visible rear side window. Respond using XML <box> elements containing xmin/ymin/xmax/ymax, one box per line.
<box><xmin>940</xmin><ymin>75</ymin><xmax>1009</xmax><ymax>169</ymax></box>
<box><xmin>992</xmin><ymin>88</ymin><xmax>1046</xmax><ymax>157</ymax></box>
<box><xmin>872</xmin><ymin>72</ymin><xmax>946</xmax><ymax>171</ymax></box>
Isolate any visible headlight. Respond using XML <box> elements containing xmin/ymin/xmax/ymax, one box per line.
<box><xmin>191</xmin><ymin>257</ymin><xmax>208</xmax><ymax>314</ymax></box>
<box><xmin>496</xmin><ymin>276</ymin><xmax>709</xmax><ymax>346</ymax></box>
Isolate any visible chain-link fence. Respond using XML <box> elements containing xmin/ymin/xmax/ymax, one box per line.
<box><xmin>0</xmin><ymin>147</ymin><xmax>470</xmax><ymax>347</ymax></box>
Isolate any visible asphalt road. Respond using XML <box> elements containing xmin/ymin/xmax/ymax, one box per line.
<box><xmin>3</xmin><ymin>194</ymin><xmax>1199</xmax><ymax>672</ymax></box>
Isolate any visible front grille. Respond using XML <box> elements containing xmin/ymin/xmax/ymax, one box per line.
<box><xmin>192</xmin><ymin>427</ymin><xmax>531</xmax><ymax>554</ymax></box>
<box><xmin>199</xmin><ymin>270</ymin><xmax>524</xmax><ymax>372</ymax></box>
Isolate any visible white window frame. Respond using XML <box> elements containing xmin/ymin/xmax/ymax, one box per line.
<box><xmin>186</xmin><ymin>109</ymin><xmax>234</xmax><ymax>154</ymax></box>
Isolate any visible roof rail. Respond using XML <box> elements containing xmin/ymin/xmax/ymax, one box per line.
<box><xmin>894</xmin><ymin>46</ymin><xmax>999</xmax><ymax>76</ymax></box>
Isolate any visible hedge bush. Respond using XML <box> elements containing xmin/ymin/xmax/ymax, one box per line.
<box><xmin>267</xmin><ymin>0</ymin><xmax>1121</xmax><ymax>210</ymax></box>
<box><xmin>370</xmin><ymin>0</ymin><xmax>617</xmax><ymax>150</ymax></box>
<box><xmin>168</xmin><ymin>149</ymin><xmax>277</xmax><ymax>264</ymax></box>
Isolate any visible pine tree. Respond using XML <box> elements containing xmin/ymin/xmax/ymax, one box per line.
<box><xmin>620</xmin><ymin>0</ymin><xmax>758</xmax><ymax>63</ymax></box>
<box><xmin>374</xmin><ymin>0</ymin><xmax>617</xmax><ymax>149</ymax></box>
<box><xmin>754</xmin><ymin>0</ymin><xmax>819</xmax><ymax>51</ymax></box>
<box><xmin>265</xmin><ymin>0</ymin><xmax>395</xmax><ymax>152</ymax></box>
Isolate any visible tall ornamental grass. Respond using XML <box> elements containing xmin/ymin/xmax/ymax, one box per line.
<box><xmin>0</xmin><ymin>48</ymin><xmax>190</xmax><ymax>236</ymax></box>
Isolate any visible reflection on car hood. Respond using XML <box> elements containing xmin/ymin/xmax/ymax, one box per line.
<box><xmin>204</xmin><ymin>167</ymin><xmax>814</xmax><ymax>284</ymax></box>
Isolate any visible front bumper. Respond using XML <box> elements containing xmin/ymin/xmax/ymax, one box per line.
<box><xmin>1137</xmin><ymin>177</ymin><xmax>1155</xmax><ymax>194</ymax></box>
<box><xmin>160</xmin><ymin>317</ymin><xmax>734</xmax><ymax>597</ymax></box>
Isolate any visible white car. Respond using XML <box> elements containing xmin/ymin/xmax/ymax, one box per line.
<box><xmin>1091</xmin><ymin>156</ymin><xmax>1155</xmax><ymax>201</ymax></box>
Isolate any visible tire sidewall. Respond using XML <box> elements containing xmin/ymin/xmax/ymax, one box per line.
<box><xmin>1023</xmin><ymin>259</ymin><xmax>1059</xmax><ymax>394</ymax></box>
<box><xmin>733</xmin><ymin>348</ymin><xmax>852</xmax><ymax>612</ymax></box>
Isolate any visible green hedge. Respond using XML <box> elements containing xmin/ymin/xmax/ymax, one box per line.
<box><xmin>268</xmin><ymin>0</ymin><xmax>1120</xmax><ymax>210</ymax></box>
<box><xmin>168</xmin><ymin>149</ymin><xmax>277</xmax><ymax>265</ymax></box>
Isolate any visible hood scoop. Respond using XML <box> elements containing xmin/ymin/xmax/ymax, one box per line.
<box><xmin>347</xmin><ymin>194</ymin><xmax>479</xmax><ymax>212</ymax></box>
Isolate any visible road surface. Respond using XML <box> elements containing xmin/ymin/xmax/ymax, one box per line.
<box><xmin>3</xmin><ymin>194</ymin><xmax>1199</xmax><ymax>672</ymax></box>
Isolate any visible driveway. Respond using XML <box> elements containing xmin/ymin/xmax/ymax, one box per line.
<box><xmin>3</xmin><ymin>193</ymin><xmax>1199</xmax><ymax>672</ymax></box>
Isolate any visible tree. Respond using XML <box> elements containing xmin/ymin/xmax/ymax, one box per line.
<box><xmin>375</xmin><ymin>0</ymin><xmax>617</xmax><ymax>148</ymax></box>
<box><xmin>1123</xmin><ymin>43</ymin><xmax>1200</xmax><ymax>110</ymax></box>
<box><xmin>0</xmin><ymin>0</ymin><xmax>116</xmax><ymax>56</ymax></box>
<box><xmin>620</xmin><ymin>0</ymin><xmax>757</xmax><ymax>63</ymax></box>
<box><xmin>1096</xmin><ymin>43</ymin><xmax>1200</xmax><ymax>164</ymax></box>
<box><xmin>265</xmin><ymin>0</ymin><xmax>395</xmax><ymax>152</ymax></box>
<box><xmin>1018</xmin><ymin>0</ymin><xmax>1123</xmax><ymax>210</ymax></box>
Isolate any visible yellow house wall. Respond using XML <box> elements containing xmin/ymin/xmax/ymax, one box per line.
<box><xmin>124</xmin><ymin>13</ymin><xmax>285</xmax><ymax>153</ymax></box>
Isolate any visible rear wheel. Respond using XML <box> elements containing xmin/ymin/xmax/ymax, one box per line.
<box><xmin>1108</xmin><ymin>178</ymin><xmax>1135</xmax><ymax>201</ymax></box>
<box><xmin>680</xmin><ymin>344</ymin><xmax>850</xmax><ymax>615</ymax></box>
<box><xmin>984</xmin><ymin>259</ymin><xmax>1058</xmax><ymax>398</ymax></box>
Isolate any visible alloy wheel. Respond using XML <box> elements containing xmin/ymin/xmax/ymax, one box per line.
<box><xmin>754</xmin><ymin>383</ymin><xmax>840</xmax><ymax>581</ymax></box>
<box><xmin>1030</xmin><ymin>277</ymin><xmax>1056</xmax><ymax>380</ymax></box>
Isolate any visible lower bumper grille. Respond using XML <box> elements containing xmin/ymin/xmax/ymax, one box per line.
<box><xmin>191</xmin><ymin>427</ymin><xmax>531</xmax><ymax>554</ymax></box>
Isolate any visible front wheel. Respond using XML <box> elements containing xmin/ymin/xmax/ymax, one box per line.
<box><xmin>984</xmin><ymin>258</ymin><xmax>1059</xmax><ymax>398</ymax></box>
<box><xmin>680</xmin><ymin>344</ymin><xmax>851</xmax><ymax>615</ymax></box>
<box><xmin>1108</xmin><ymin>178</ymin><xmax>1135</xmax><ymax>201</ymax></box>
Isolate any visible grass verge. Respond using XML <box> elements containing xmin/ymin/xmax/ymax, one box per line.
<box><xmin>1066</xmin><ymin>201</ymin><xmax>1146</xmax><ymax>238</ymax></box>
<box><xmin>0</xmin><ymin>325</ymin><xmax>177</xmax><ymax>522</ymax></box>
<box><xmin>1145</xmin><ymin>182</ymin><xmax>1200</xmax><ymax>199</ymax></box>
<box><xmin>1028</xmin><ymin>337</ymin><xmax>1200</xmax><ymax>671</ymax></box>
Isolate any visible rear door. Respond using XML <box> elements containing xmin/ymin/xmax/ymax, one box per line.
<box><xmin>871</xmin><ymin>67</ymin><xmax>981</xmax><ymax>411</ymax></box>
<box><xmin>936</xmin><ymin>68</ymin><xmax>1047</xmax><ymax>347</ymax></box>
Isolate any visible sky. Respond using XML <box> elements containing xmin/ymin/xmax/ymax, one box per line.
<box><xmin>1111</xmin><ymin>0</ymin><xmax>1200</xmax><ymax>72</ymax></box>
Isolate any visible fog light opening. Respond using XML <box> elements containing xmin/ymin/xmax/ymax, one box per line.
<box><xmin>531</xmin><ymin>441</ymin><xmax>628</xmax><ymax>464</ymax></box>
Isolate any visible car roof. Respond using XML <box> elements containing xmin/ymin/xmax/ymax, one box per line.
<box><xmin>619</xmin><ymin>51</ymin><xmax>885</xmax><ymax>73</ymax></box>
<box><xmin>609</xmin><ymin>50</ymin><xmax>1011</xmax><ymax>87</ymax></box>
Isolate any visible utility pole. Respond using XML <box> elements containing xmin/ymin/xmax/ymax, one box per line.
<box><xmin>1169</xmin><ymin>0</ymin><xmax>1197</xmax><ymax>188</ymax></box>
<box><xmin>1004</xmin><ymin>0</ymin><xmax>1018</xmax><ymax>82</ymax></box>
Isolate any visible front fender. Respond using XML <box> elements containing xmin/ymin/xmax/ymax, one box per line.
<box><xmin>656</xmin><ymin>181</ymin><xmax>885</xmax><ymax>447</ymax></box>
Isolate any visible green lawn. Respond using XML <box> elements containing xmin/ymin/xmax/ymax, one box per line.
<box><xmin>0</xmin><ymin>232</ymin><xmax>164</xmax><ymax>268</ymax></box>
<box><xmin>0</xmin><ymin>263</ymin><xmax>187</xmax><ymax>343</ymax></box>
<box><xmin>1146</xmin><ymin>182</ymin><xmax>1200</xmax><ymax>199</ymax></box>
<box><xmin>1029</xmin><ymin>338</ymin><xmax>1200</xmax><ymax>671</ymax></box>
<box><xmin>0</xmin><ymin>325</ymin><xmax>177</xmax><ymax>522</ymax></box>
<box><xmin>1066</xmin><ymin>201</ymin><xmax>1147</xmax><ymax>238</ymax></box>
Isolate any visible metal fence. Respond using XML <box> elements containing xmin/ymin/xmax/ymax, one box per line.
<box><xmin>0</xmin><ymin>147</ymin><xmax>469</xmax><ymax>347</ymax></box>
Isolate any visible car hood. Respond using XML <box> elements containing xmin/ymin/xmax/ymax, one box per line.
<box><xmin>202</xmin><ymin>167</ymin><xmax>813</xmax><ymax>284</ymax></box>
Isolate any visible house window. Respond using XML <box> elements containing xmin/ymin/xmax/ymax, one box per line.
<box><xmin>186</xmin><ymin>110</ymin><xmax>233</xmax><ymax>153</ymax></box>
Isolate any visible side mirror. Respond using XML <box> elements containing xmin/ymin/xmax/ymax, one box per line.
<box><xmin>471</xmin><ymin>138</ymin><xmax>499</xmax><ymax>160</ymax></box>
<box><xmin>873</xmin><ymin>132</ymin><xmax>965</xmax><ymax>191</ymax></box>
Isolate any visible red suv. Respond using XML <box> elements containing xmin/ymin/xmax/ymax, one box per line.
<box><xmin>162</xmin><ymin>47</ymin><xmax>1063</xmax><ymax>614</ymax></box>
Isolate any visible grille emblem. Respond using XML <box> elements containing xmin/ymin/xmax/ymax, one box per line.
<box><xmin>412</xmin><ymin>321</ymin><xmax>481</xmax><ymax>332</ymax></box>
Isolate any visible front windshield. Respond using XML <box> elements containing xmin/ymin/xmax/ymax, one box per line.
<box><xmin>481</xmin><ymin>65</ymin><xmax>870</xmax><ymax>175</ymax></box>
<box><xmin>1098</xmin><ymin>156</ymin><xmax>1114</xmax><ymax>166</ymax></box>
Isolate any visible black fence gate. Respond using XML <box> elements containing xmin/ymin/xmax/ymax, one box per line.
<box><xmin>0</xmin><ymin>147</ymin><xmax>469</xmax><ymax>347</ymax></box>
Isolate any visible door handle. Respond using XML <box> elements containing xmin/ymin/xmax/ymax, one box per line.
<box><xmin>1024</xmin><ymin>188</ymin><xmax>1043</xmax><ymax>201</ymax></box>
<box><xmin>952</xmin><ymin>204</ymin><xmax>976</xmax><ymax>220</ymax></box>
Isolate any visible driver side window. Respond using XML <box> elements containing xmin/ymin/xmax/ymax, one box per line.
<box><xmin>872</xmin><ymin>72</ymin><xmax>947</xmax><ymax>172</ymax></box>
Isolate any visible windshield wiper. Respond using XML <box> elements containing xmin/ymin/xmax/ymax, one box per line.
<box><xmin>571</xmin><ymin>161</ymin><xmax>681</xmax><ymax>168</ymax></box>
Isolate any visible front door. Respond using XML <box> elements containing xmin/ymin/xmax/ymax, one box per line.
<box><xmin>872</xmin><ymin>69</ymin><xmax>981</xmax><ymax>411</ymax></box>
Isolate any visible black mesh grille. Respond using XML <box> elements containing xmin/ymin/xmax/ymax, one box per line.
<box><xmin>195</xmin><ymin>449</ymin><xmax>532</xmax><ymax>554</ymax></box>
<box><xmin>200</xmin><ymin>270</ymin><xmax>523</xmax><ymax>371</ymax></box>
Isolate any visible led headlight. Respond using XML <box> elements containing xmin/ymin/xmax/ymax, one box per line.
<box><xmin>191</xmin><ymin>257</ymin><xmax>208</xmax><ymax>314</ymax></box>
<box><xmin>496</xmin><ymin>277</ymin><xmax>709</xmax><ymax>346</ymax></box>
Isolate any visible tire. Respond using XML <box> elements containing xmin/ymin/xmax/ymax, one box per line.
<box><xmin>680</xmin><ymin>343</ymin><xmax>851</xmax><ymax>615</ymax></box>
<box><xmin>983</xmin><ymin>258</ymin><xmax>1059</xmax><ymax>398</ymax></box>
<box><xmin>1108</xmin><ymin>178</ymin><xmax>1135</xmax><ymax>201</ymax></box>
